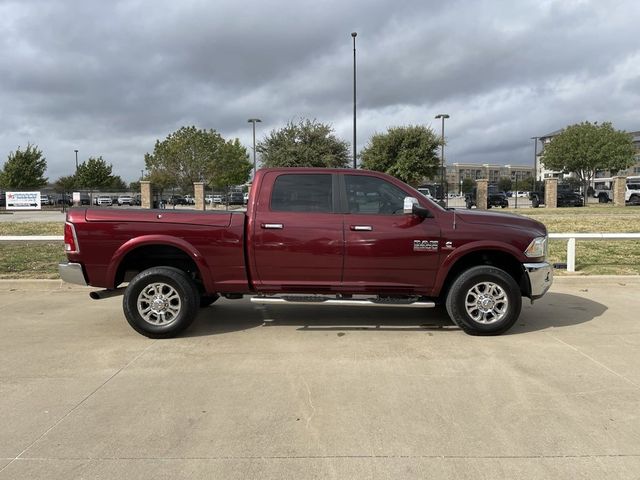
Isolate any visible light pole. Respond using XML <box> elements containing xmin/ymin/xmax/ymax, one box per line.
<box><xmin>248</xmin><ymin>118</ymin><xmax>262</xmax><ymax>178</ymax></box>
<box><xmin>74</xmin><ymin>149</ymin><xmax>78</xmax><ymax>170</ymax></box>
<box><xmin>351</xmin><ymin>31</ymin><xmax>357</xmax><ymax>169</ymax></box>
<box><xmin>435</xmin><ymin>114</ymin><xmax>450</xmax><ymax>206</ymax></box>
<box><xmin>530</xmin><ymin>136</ymin><xmax>539</xmax><ymax>194</ymax></box>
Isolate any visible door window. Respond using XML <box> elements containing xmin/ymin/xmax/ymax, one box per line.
<box><xmin>345</xmin><ymin>175</ymin><xmax>407</xmax><ymax>214</ymax></box>
<box><xmin>270</xmin><ymin>174</ymin><xmax>333</xmax><ymax>213</ymax></box>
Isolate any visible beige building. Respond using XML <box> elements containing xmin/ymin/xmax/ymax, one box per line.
<box><xmin>444</xmin><ymin>163</ymin><xmax>534</xmax><ymax>193</ymax></box>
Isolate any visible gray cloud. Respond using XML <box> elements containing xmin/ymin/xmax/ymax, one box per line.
<box><xmin>1</xmin><ymin>0</ymin><xmax>639</xmax><ymax>182</ymax></box>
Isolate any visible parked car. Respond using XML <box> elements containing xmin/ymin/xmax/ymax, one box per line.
<box><xmin>183</xmin><ymin>195</ymin><xmax>195</xmax><ymax>205</ymax></box>
<box><xmin>465</xmin><ymin>186</ymin><xmax>508</xmax><ymax>209</ymax></box>
<box><xmin>169</xmin><ymin>195</ymin><xmax>188</xmax><ymax>206</ymax></box>
<box><xmin>56</xmin><ymin>194</ymin><xmax>73</xmax><ymax>206</ymax></box>
<box><xmin>243</xmin><ymin>192</ymin><xmax>249</xmax><ymax>204</ymax></box>
<box><xmin>97</xmin><ymin>196</ymin><xmax>112</xmax><ymax>206</ymax></box>
<box><xmin>117</xmin><ymin>196</ymin><xmax>133</xmax><ymax>206</ymax></box>
<box><xmin>40</xmin><ymin>194</ymin><xmax>52</xmax><ymax>206</ymax></box>
<box><xmin>530</xmin><ymin>184</ymin><xmax>584</xmax><ymax>208</ymax></box>
<box><xmin>228</xmin><ymin>192</ymin><xmax>244</xmax><ymax>205</ymax></box>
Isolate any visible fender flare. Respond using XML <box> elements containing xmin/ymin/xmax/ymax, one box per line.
<box><xmin>105</xmin><ymin>235</ymin><xmax>214</xmax><ymax>291</ymax></box>
<box><xmin>432</xmin><ymin>240</ymin><xmax>525</xmax><ymax>297</ymax></box>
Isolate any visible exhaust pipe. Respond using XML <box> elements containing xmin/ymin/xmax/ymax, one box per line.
<box><xmin>89</xmin><ymin>288</ymin><xmax>125</xmax><ymax>300</ymax></box>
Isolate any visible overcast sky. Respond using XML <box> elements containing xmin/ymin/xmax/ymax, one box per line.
<box><xmin>1</xmin><ymin>0</ymin><xmax>639</xmax><ymax>183</ymax></box>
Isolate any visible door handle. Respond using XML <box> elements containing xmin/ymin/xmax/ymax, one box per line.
<box><xmin>261</xmin><ymin>223</ymin><xmax>284</xmax><ymax>229</ymax></box>
<box><xmin>350</xmin><ymin>225</ymin><xmax>373</xmax><ymax>231</ymax></box>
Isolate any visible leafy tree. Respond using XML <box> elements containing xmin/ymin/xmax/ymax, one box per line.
<box><xmin>129</xmin><ymin>180</ymin><xmax>141</xmax><ymax>192</ymax></box>
<box><xmin>208</xmin><ymin>138</ymin><xmax>251</xmax><ymax>190</ymax></box>
<box><xmin>360</xmin><ymin>125</ymin><xmax>440</xmax><ymax>185</ymax></box>
<box><xmin>257</xmin><ymin>119</ymin><xmax>349</xmax><ymax>168</ymax></box>
<box><xmin>109</xmin><ymin>175</ymin><xmax>127</xmax><ymax>191</ymax></box>
<box><xmin>74</xmin><ymin>156</ymin><xmax>118</xmax><ymax>189</ymax></box>
<box><xmin>542</xmin><ymin>122</ymin><xmax>636</xmax><ymax>190</ymax></box>
<box><xmin>144</xmin><ymin>126</ymin><xmax>227</xmax><ymax>192</ymax></box>
<box><xmin>54</xmin><ymin>175</ymin><xmax>77</xmax><ymax>192</ymax></box>
<box><xmin>461</xmin><ymin>178</ymin><xmax>475</xmax><ymax>194</ymax></box>
<box><xmin>497</xmin><ymin>176</ymin><xmax>512</xmax><ymax>192</ymax></box>
<box><xmin>0</xmin><ymin>144</ymin><xmax>48</xmax><ymax>188</ymax></box>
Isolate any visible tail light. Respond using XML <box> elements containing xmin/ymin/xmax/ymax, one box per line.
<box><xmin>64</xmin><ymin>222</ymin><xmax>80</xmax><ymax>253</ymax></box>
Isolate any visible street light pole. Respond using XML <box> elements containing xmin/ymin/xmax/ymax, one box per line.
<box><xmin>248</xmin><ymin>118</ymin><xmax>262</xmax><ymax>178</ymax></box>
<box><xmin>351</xmin><ymin>32</ymin><xmax>357</xmax><ymax>169</ymax></box>
<box><xmin>531</xmin><ymin>136</ymin><xmax>539</xmax><ymax>194</ymax></box>
<box><xmin>435</xmin><ymin>114</ymin><xmax>450</xmax><ymax>207</ymax></box>
<box><xmin>74</xmin><ymin>149</ymin><xmax>78</xmax><ymax>170</ymax></box>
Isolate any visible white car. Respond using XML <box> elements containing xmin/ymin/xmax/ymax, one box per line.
<box><xmin>117</xmin><ymin>196</ymin><xmax>133</xmax><ymax>206</ymax></box>
<box><xmin>97</xmin><ymin>196</ymin><xmax>112</xmax><ymax>206</ymax></box>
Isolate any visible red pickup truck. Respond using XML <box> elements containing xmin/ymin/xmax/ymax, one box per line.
<box><xmin>59</xmin><ymin>168</ymin><xmax>552</xmax><ymax>337</ymax></box>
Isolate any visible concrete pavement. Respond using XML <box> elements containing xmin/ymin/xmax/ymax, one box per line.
<box><xmin>0</xmin><ymin>277</ymin><xmax>639</xmax><ymax>479</ymax></box>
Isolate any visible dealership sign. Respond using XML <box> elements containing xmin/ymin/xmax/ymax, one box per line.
<box><xmin>6</xmin><ymin>191</ymin><xmax>41</xmax><ymax>210</ymax></box>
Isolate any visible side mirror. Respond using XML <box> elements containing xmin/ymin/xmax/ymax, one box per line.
<box><xmin>403</xmin><ymin>196</ymin><xmax>419</xmax><ymax>214</ymax></box>
<box><xmin>403</xmin><ymin>196</ymin><xmax>432</xmax><ymax>218</ymax></box>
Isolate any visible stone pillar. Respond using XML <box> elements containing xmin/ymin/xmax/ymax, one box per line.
<box><xmin>476</xmin><ymin>179</ymin><xmax>488</xmax><ymax>210</ymax></box>
<box><xmin>545</xmin><ymin>178</ymin><xmax>557</xmax><ymax>209</ymax></box>
<box><xmin>613</xmin><ymin>176</ymin><xmax>626</xmax><ymax>207</ymax></box>
<box><xmin>194</xmin><ymin>182</ymin><xmax>205</xmax><ymax>211</ymax></box>
<box><xmin>140</xmin><ymin>181</ymin><xmax>151</xmax><ymax>209</ymax></box>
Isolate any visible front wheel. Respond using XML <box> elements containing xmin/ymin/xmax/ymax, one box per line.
<box><xmin>445</xmin><ymin>266</ymin><xmax>522</xmax><ymax>335</ymax></box>
<box><xmin>123</xmin><ymin>267</ymin><xmax>199</xmax><ymax>338</ymax></box>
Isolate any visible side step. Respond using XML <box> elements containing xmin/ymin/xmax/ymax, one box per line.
<box><xmin>251</xmin><ymin>295</ymin><xmax>435</xmax><ymax>308</ymax></box>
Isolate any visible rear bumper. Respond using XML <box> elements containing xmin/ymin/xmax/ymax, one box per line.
<box><xmin>58</xmin><ymin>262</ymin><xmax>88</xmax><ymax>286</ymax></box>
<box><xmin>524</xmin><ymin>262</ymin><xmax>553</xmax><ymax>299</ymax></box>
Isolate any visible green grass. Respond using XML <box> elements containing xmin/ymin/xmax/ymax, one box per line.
<box><xmin>514</xmin><ymin>205</ymin><xmax>640</xmax><ymax>275</ymax></box>
<box><xmin>1</xmin><ymin>207</ymin><xmax>639</xmax><ymax>278</ymax></box>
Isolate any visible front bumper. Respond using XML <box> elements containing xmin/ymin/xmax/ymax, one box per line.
<box><xmin>58</xmin><ymin>262</ymin><xmax>88</xmax><ymax>286</ymax></box>
<box><xmin>523</xmin><ymin>262</ymin><xmax>553</xmax><ymax>299</ymax></box>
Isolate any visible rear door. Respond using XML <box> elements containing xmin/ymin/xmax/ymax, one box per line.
<box><xmin>251</xmin><ymin>172</ymin><xmax>343</xmax><ymax>290</ymax></box>
<box><xmin>341</xmin><ymin>173</ymin><xmax>441</xmax><ymax>294</ymax></box>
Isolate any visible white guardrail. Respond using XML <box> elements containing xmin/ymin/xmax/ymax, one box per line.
<box><xmin>1</xmin><ymin>234</ymin><xmax>639</xmax><ymax>274</ymax></box>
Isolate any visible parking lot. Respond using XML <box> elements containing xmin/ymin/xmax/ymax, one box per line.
<box><xmin>1</xmin><ymin>277</ymin><xmax>639</xmax><ymax>479</ymax></box>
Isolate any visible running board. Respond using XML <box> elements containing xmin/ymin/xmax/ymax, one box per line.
<box><xmin>251</xmin><ymin>295</ymin><xmax>435</xmax><ymax>308</ymax></box>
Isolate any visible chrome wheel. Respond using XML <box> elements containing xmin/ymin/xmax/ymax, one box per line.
<box><xmin>137</xmin><ymin>282</ymin><xmax>182</xmax><ymax>326</ymax></box>
<box><xmin>464</xmin><ymin>281</ymin><xmax>508</xmax><ymax>324</ymax></box>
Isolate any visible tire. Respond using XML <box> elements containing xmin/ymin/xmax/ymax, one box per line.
<box><xmin>123</xmin><ymin>266</ymin><xmax>199</xmax><ymax>338</ymax></box>
<box><xmin>200</xmin><ymin>293</ymin><xmax>220</xmax><ymax>308</ymax></box>
<box><xmin>445</xmin><ymin>266</ymin><xmax>522</xmax><ymax>336</ymax></box>
<box><xmin>629</xmin><ymin>195</ymin><xmax>639</xmax><ymax>205</ymax></box>
<box><xmin>598</xmin><ymin>194</ymin><xmax>609</xmax><ymax>204</ymax></box>
<box><xmin>532</xmin><ymin>195</ymin><xmax>540</xmax><ymax>208</ymax></box>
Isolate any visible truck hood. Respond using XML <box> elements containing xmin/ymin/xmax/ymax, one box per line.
<box><xmin>454</xmin><ymin>209</ymin><xmax>547</xmax><ymax>235</ymax></box>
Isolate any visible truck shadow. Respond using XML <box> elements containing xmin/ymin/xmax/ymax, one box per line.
<box><xmin>187</xmin><ymin>292</ymin><xmax>606</xmax><ymax>337</ymax></box>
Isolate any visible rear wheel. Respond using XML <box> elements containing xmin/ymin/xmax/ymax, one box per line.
<box><xmin>123</xmin><ymin>267</ymin><xmax>199</xmax><ymax>338</ymax></box>
<box><xmin>445</xmin><ymin>266</ymin><xmax>521</xmax><ymax>335</ymax></box>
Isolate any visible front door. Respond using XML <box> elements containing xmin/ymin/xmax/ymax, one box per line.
<box><xmin>341</xmin><ymin>174</ymin><xmax>441</xmax><ymax>294</ymax></box>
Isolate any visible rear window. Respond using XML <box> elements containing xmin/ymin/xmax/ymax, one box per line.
<box><xmin>270</xmin><ymin>174</ymin><xmax>333</xmax><ymax>213</ymax></box>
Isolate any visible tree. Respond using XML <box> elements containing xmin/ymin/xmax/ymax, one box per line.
<box><xmin>542</xmin><ymin>122</ymin><xmax>636</xmax><ymax>190</ymax></box>
<box><xmin>461</xmin><ymin>178</ymin><xmax>475</xmax><ymax>194</ymax></box>
<box><xmin>360</xmin><ymin>125</ymin><xmax>440</xmax><ymax>185</ymax></box>
<box><xmin>497</xmin><ymin>176</ymin><xmax>512</xmax><ymax>192</ymax></box>
<box><xmin>208</xmin><ymin>138</ymin><xmax>251</xmax><ymax>190</ymax></box>
<box><xmin>0</xmin><ymin>144</ymin><xmax>48</xmax><ymax>188</ymax></box>
<box><xmin>257</xmin><ymin>119</ymin><xmax>349</xmax><ymax>168</ymax></box>
<box><xmin>75</xmin><ymin>156</ymin><xmax>118</xmax><ymax>189</ymax></box>
<box><xmin>54</xmin><ymin>175</ymin><xmax>77</xmax><ymax>192</ymax></box>
<box><xmin>145</xmin><ymin>126</ymin><xmax>227</xmax><ymax>192</ymax></box>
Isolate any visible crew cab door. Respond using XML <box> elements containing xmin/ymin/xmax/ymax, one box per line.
<box><xmin>250</xmin><ymin>172</ymin><xmax>343</xmax><ymax>290</ymax></box>
<box><xmin>341</xmin><ymin>174</ymin><xmax>441</xmax><ymax>294</ymax></box>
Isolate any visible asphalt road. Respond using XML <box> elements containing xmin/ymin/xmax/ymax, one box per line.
<box><xmin>1</xmin><ymin>277</ymin><xmax>639</xmax><ymax>479</ymax></box>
